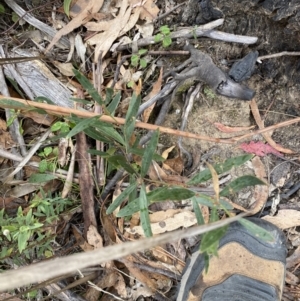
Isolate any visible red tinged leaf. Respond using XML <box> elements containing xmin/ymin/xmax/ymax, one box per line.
<box><xmin>239</xmin><ymin>141</ymin><xmax>282</xmax><ymax>157</ymax></box>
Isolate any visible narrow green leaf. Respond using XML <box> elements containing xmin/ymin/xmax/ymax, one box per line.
<box><xmin>88</xmin><ymin>149</ymin><xmax>111</xmax><ymax>158</ymax></box>
<box><xmin>29</xmin><ymin>174</ymin><xmax>57</xmax><ymax>183</ymax></box>
<box><xmin>107</xmin><ymin>92</ymin><xmax>121</xmax><ymax>115</ymax></box>
<box><xmin>35</xmin><ymin>96</ymin><xmax>55</xmax><ymax>105</ymax></box>
<box><xmin>83</xmin><ymin>128</ymin><xmax>110</xmax><ymax>143</ymax></box>
<box><xmin>188</xmin><ymin>155</ymin><xmax>254</xmax><ymax>185</ymax></box>
<box><xmin>147</xmin><ymin>187</ymin><xmax>195</xmax><ymax>202</ymax></box>
<box><xmin>129</xmin><ymin>175</ymin><xmax>138</xmax><ymax>202</ymax></box>
<box><xmin>106</xmin><ymin>183</ymin><xmax>137</xmax><ymax>214</ymax></box>
<box><xmin>192</xmin><ymin>197</ymin><xmax>205</xmax><ymax>225</ymax></box>
<box><xmin>107</xmin><ymin>155</ymin><xmax>136</xmax><ymax>175</ymax></box>
<box><xmin>0</xmin><ymin>4</ymin><xmax>5</xmax><ymax>13</ymax></box>
<box><xmin>63</xmin><ymin>0</ymin><xmax>72</xmax><ymax>17</ymax></box>
<box><xmin>73</xmin><ymin>69</ymin><xmax>104</xmax><ymax>105</ymax></box>
<box><xmin>0</xmin><ymin>98</ymin><xmax>27</xmax><ymax>109</ymax></box>
<box><xmin>66</xmin><ymin>116</ymin><xmax>100</xmax><ymax>138</ymax></box>
<box><xmin>239</xmin><ymin>219</ymin><xmax>274</xmax><ymax>242</ymax></box>
<box><xmin>105</xmin><ymin>88</ymin><xmax>114</xmax><ymax>105</ymax></box>
<box><xmin>70</xmin><ymin>97</ymin><xmax>90</xmax><ymax>105</ymax></box>
<box><xmin>141</xmin><ymin>129</ymin><xmax>159</xmax><ymax>177</ymax></box>
<box><xmin>25</xmin><ymin>209</ymin><xmax>32</xmax><ymax>225</ymax></box>
<box><xmin>200</xmin><ymin>226</ymin><xmax>228</xmax><ymax>253</ymax></box>
<box><xmin>193</xmin><ymin>194</ymin><xmax>233</xmax><ymax>209</ymax></box>
<box><xmin>124</xmin><ymin>94</ymin><xmax>141</xmax><ymax>146</ymax></box>
<box><xmin>209</xmin><ymin>206</ymin><xmax>218</xmax><ymax>222</ymax></box>
<box><xmin>93</xmin><ymin>121</ymin><xmax>125</xmax><ymax>146</ymax></box>
<box><xmin>117</xmin><ymin>187</ymin><xmax>195</xmax><ymax>217</ymax></box>
<box><xmin>220</xmin><ymin>175</ymin><xmax>266</xmax><ymax>197</ymax></box>
<box><xmin>139</xmin><ymin>185</ymin><xmax>152</xmax><ymax>237</ymax></box>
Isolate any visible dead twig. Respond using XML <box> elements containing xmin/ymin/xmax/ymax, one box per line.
<box><xmin>257</xmin><ymin>51</ymin><xmax>300</xmax><ymax>62</ymax></box>
<box><xmin>0</xmin><ymin>95</ymin><xmax>237</xmax><ymax>144</ymax></box>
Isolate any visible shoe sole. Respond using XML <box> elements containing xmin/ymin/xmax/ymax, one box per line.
<box><xmin>177</xmin><ymin>217</ymin><xmax>287</xmax><ymax>301</ymax></box>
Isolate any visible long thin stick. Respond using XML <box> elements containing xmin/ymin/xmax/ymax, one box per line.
<box><xmin>0</xmin><ymin>95</ymin><xmax>236</xmax><ymax>144</ymax></box>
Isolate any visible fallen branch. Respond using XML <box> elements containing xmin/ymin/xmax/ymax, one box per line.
<box><xmin>257</xmin><ymin>51</ymin><xmax>300</xmax><ymax>62</ymax></box>
<box><xmin>116</xmin><ymin>19</ymin><xmax>257</xmax><ymax>51</ymax></box>
<box><xmin>0</xmin><ymin>95</ymin><xmax>236</xmax><ymax>144</ymax></box>
<box><xmin>1</xmin><ymin>95</ymin><xmax>300</xmax><ymax>146</ymax></box>
<box><xmin>0</xmin><ymin>213</ymin><xmax>246</xmax><ymax>291</ymax></box>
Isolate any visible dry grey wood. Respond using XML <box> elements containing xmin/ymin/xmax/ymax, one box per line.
<box><xmin>0</xmin><ymin>213</ymin><xmax>246</xmax><ymax>291</ymax></box>
<box><xmin>137</xmin><ymin>80</ymin><xmax>178</xmax><ymax>115</ymax></box>
<box><xmin>4</xmin><ymin>0</ymin><xmax>70</xmax><ymax>49</ymax></box>
<box><xmin>3</xmin><ymin>49</ymin><xmax>73</xmax><ymax>108</ymax></box>
<box><xmin>0</xmin><ymin>47</ymin><xmax>27</xmax><ymax>157</ymax></box>
<box><xmin>117</xmin><ymin>19</ymin><xmax>257</xmax><ymax>51</ymax></box>
<box><xmin>173</xmin><ymin>44</ymin><xmax>255</xmax><ymax>100</ymax></box>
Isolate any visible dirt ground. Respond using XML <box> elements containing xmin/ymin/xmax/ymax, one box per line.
<box><xmin>159</xmin><ymin>0</ymin><xmax>300</xmax><ymax>213</ymax></box>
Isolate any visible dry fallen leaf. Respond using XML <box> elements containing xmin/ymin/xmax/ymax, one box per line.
<box><xmin>142</xmin><ymin>68</ymin><xmax>163</xmax><ymax>123</ymax></box>
<box><xmin>262</xmin><ymin>209</ymin><xmax>300</xmax><ymax>229</ymax></box>
<box><xmin>163</xmin><ymin>156</ymin><xmax>184</xmax><ymax>174</ymax></box>
<box><xmin>72</xmin><ymin>225</ymin><xmax>94</xmax><ymax>252</ymax></box>
<box><xmin>86</xmin><ymin>0</ymin><xmax>139</xmax><ymax>61</ymax></box>
<box><xmin>46</xmin><ymin>0</ymin><xmax>104</xmax><ymax>52</ymax></box>
<box><xmin>249</xmin><ymin>156</ymin><xmax>268</xmax><ymax>214</ymax></box>
<box><xmin>87</xmin><ymin>225</ymin><xmax>103</xmax><ymax>249</ymax></box>
<box><xmin>127</xmin><ymin>210</ymin><xmax>197</xmax><ymax>236</ymax></box>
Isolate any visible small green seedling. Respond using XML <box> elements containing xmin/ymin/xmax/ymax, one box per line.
<box><xmin>154</xmin><ymin>25</ymin><xmax>172</xmax><ymax>48</ymax></box>
<box><xmin>131</xmin><ymin>49</ymin><xmax>148</xmax><ymax>68</ymax></box>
